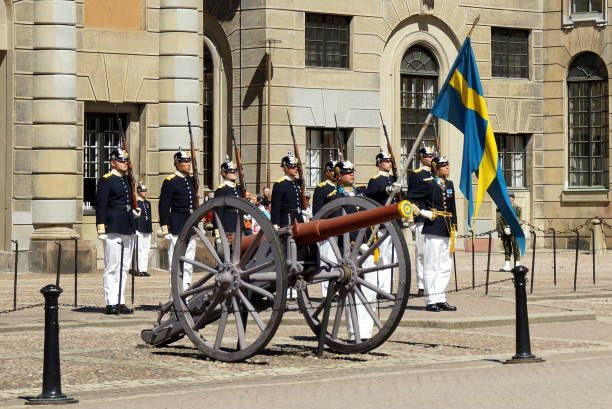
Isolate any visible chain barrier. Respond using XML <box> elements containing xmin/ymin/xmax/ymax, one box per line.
<box><xmin>0</xmin><ymin>303</ymin><xmax>44</xmax><ymax>315</ymax></box>
<box><xmin>0</xmin><ymin>276</ymin><xmax>516</xmax><ymax>317</ymax></box>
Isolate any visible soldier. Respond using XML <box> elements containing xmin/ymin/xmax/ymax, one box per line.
<box><xmin>312</xmin><ymin>159</ymin><xmax>336</xmax><ymax>215</ymax></box>
<box><xmin>405</xmin><ymin>146</ymin><xmax>436</xmax><ymax>296</ymax></box>
<box><xmin>95</xmin><ymin>147</ymin><xmax>138</xmax><ymax>315</ymax></box>
<box><xmin>497</xmin><ymin>192</ymin><xmax>522</xmax><ymax>271</ymax></box>
<box><xmin>313</xmin><ymin>159</ymin><xmax>337</xmax><ymax>296</ymax></box>
<box><xmin>366</xmin><ymin>150</ymin><xmax>402</xmax><ymax>294</ymax></box>
<box><xmin>214</xmin><ymin>157</ymin><xmax>246</xmax><ymax>234</ymax></box>
<box><xmin>325</xmin><ymin>160</ymin><xmax>377</xmax><ymax>340</ymax></box>
<box><xmin>420</xmin><ymin>156</ymin><xmax>457</xmax><ymax>312</ymax></box>
<box><xmin>271</xmin><ymin>150</ymin><xmax>304</xmax><ymax>228</ymax></box>
<box><xmin>135</xmin><ymin>182</ymin><xmax>152</xmax><ymax>277</ymax></box>
<box><xmin>158</xmin><ymin>147</ymin><xmax>197</xmax><ymax>291</ymax></box>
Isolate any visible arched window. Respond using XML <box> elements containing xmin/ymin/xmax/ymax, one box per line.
<box><xmin>567</xmin><ymin>52</ymin><xmax>609</xmax><ymax>188</ymax></box>
<box><xmin>203</xmin><ymin>45</ymin><xmax>214</xmax><ymax>189</ymax></box>
<box><xmin>400</xmin><ymin>45</ymin><xmax>439</xmax><ymax>183</ymax></box>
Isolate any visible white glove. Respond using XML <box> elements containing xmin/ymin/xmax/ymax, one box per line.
<box><xmin>132</xmin><ymin>208</ymin><xmax>142</xmax><ymax>218</ymax></box>
<box><xmin>164</xmin><ymin>234</ymin><xmax>173</xmax><ymax>240</ymax></box>
<box><xmin>504</xmin><ymin>227</ymin><xmax>512</xmax><ymax>236</ymax></box>
<box><xmin>408</xmin><ymin>223</ymin><xmax>417</xmax><ymax>232</ymax></box>
<box><xmin>420</xmin><ymin>210</ymin><xmax>434</xmax><ymax>220</ymax></box>
<box><xmin>385</xmin><ymin>182</ymin><xmax>402</xmax><ymax>194</ymax></box>
<box><xmin>359</xmin><ymin>243</ymin><xmax>369</xmax><ymax>254</ymax></box>
<box><xmin>98</xmin><ymin>234</ymin><xmax>108</xmax><ymax>240</ymax></box>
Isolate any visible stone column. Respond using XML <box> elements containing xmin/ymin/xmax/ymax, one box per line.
<box><xmin>29</xmin><ymin>0</ymin><xmax>79</xmax><ymax>271</ymax></box>
<box><xmin>158</xmin><ymin>0</ymin><xmax>201</xmax><ymax>174</ymax></box>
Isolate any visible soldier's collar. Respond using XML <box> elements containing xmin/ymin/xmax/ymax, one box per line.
<box><xmin>283</xmin><ymin>174</ymin><xmax>295</xmax><ymax>182</ymax></box>
<box><xmin>175</xmin><ymin>170</ymin><xmax>187</xmax><ymax>178</ymax></box>
<box><xmin>224</xmin><ymin>180</ymin><xmax>237</xmax><ymax>188</ymax></box>
<box><xmin>325</xmin><ymin>179</ymin><xmax>336</xmax><ymax>187</ymax></box>
<box><xmin>421</xmin><ymin>165</ymin><xmax>431</xmax><ymax>172</ymax></box>
<box><xmin>111</xmin><ymin>169</ymin><xmax>123</xmax><ymax>177</ymax></box>
<box><xmin>378</xmin><ymin>170</ymin><xmax>391</xmax><ymax>177</ymax></box>
<box><xmin>137</xmin><ymin>197</ymin><xmax>144</xmax><ymax>201</ymax></box>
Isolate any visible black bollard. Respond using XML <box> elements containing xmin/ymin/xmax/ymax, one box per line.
<box><xmin>24</xmin><ymin>285</ymin><xmax>78</xmax><ymax>405</ymax></box>
<box><xmin>504</xmin><ymin>266</ymin><xmax>544</xmax><ymax>364</ymax></box>
<box><xmin>12</xmin><ymin>240</ymin><xmax>18</xmax><ymax>311</ymax></box>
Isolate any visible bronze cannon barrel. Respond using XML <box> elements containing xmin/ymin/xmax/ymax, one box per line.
<box><xmin>292</xmin><ymin>200</ymin><xmax>414</xmax><ymax>245</ymax></box>
<box><xmin>240</xmin><ymin>200</ymin><xmax>414</xmax><ymax>253</ymax></box>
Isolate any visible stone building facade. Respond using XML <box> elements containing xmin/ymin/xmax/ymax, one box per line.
<box><xmin>0</xmin><ymin>0</ymin><xmax>610</xmax><ymax>272</ymax></box>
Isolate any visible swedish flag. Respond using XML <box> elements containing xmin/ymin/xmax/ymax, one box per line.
<box><xmin>431</xmin><ymin>38</ymin><xmax>525</xmax><ymax>254</ymax></box>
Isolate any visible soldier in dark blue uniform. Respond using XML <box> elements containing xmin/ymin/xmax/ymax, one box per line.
<box><xmin>312</xmin><ymin>159</ymin><xmax>336</xmax><ymax>216</ymax></box>
<box><xmin>366</xmin><ymin>150</ymin><xmax>401</xmax><ymax>206</ymax></box>
<box><xmin>405</xmin><ymin>146</ymin><xmax>436</xmax><ymax>295</ymax></box>
<box><xmin>96</xmin><ymin>147</ymin><xmax>137</xmax><ymax>315</ymax></box>
<box><xmin>421</xmin><ymin>156</ymin><xmax>457</xmax><ymax>312</ymax></box>
<box><xmin>271</xmin><ymin>151</ymin><xmax>304</xmax><ymax>228</ymax></box>
<box><xmin>365</xmin><ymin>150</ymin><xmax>401</xmax><ymax>294</ymax></box>
<box><xmin>135</xmin><ymin>182</ymin><xmax>152</xmax><ymax>277</ymax></box>
<box><xmin>158</xmin><ymin>147</ymin><xmax>197</xmax><ymax>291</ymax></box>
<box><xmin>214</xmin><ymin>157</ymin><xmax>246</xmax><ymax>235</ymax></box>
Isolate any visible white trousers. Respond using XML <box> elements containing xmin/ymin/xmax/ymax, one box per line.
<box><xmin>414</xmin><ymin>222</ymin><xmax>425</xmax><ymax>290</ymax></box>
<box><xmin>423</xmin><ymin>234</ymin><xmax>452</xmax><ymax>305</ymax></box>
<box><xmin>136</xmin><ymin>231</ymin><xmax>151</xmax><ymax>273</ymax></box>
<box><xmin>103</xmin><ymin>234</ymin><xmax>133</xmax><ymax>306</ymax></box>
<box><xmin>168</xmin><ymin>235</ymin><xmax>197</xmax><ymax>291</ymax></box>
<box><xmin>319</xmin><ymin>240</ymin><xmax>336</xmax><ymax>297</ymax></box>
<box><xmin>377</xmin><ymin>232</ymin><xmax>396</xmax><ymax>293</ymax></box>
<box><xmin>347</xmin><ymin>255</ymin><xmax>377</xmax><ymax>340</ymax></box>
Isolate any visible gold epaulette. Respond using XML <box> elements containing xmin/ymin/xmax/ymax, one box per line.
<box><xmin>217</xmin><ymin>184</ymin><xmax>224</xmax><ymax>189</ymax></box>
<box><xmin>274</xmin><ymin>177</ymin><xmax>285</xmax><ymax>183</ymax></box>
<box><xmin>165</xmin><ymin>174</ymin><xmax>176</xmax><ymax>181</ymax></box>
<box><xmin>413</xmin><ymin>168</ymin><xmax>423</xmax><ymax>173</ymax></box>
<box><xmin>370</xmin><ymin>174</ymin><xmax>380</xmax><ymax>180</ymax></box>
<box><xmin>102</xmin><ymin>172</ymin><xmax>112</xmax><ymax>178</ymax></box>
<box><xmin>356</xmin><ymin>184</ymin><xmax>366</xmax><ymax>189</ymax></box>
<box><xmin>326</xmin><ymin>190</ymin><xmax>337</xmax><ymax>198</ymax></box>
<box><xmin>317</xmin><ymin>181</ymin><xmax>326</xmax><ymax>187</ymax></box>
<box><xmin>423</xmin><ymin>177</ymin><xmax>434</xmax><ymax>181</ymax></box>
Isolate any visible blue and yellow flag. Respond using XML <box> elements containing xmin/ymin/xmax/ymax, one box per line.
<box><xmin>431</xmin><ymin>38</ymin><xmax>525</xmax><ymax>254</ymax></box>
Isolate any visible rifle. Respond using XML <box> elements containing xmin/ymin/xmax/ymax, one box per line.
<box><xmin>286</xmin><ymin>110</ymin><xmax>308</xmax><ymax>211</ymax></box>
<box><xmin>379</xmin><ymin>112</ymin><xmax>399</xmax><ymax>182</ymax></box>
<box><xmin>186</xmin><ymin>107</ymin><xmax>200</xmax><ymax>208</ymax></box>
<box><xmin>333</xmin><ymin>114</ymin><xmax>346</xmax><ymax>160</ymax></box>
<box><xmin>231</xmin><ymin>129</ymin><xmax>247</xmax><ymax>199</ymax></box>
<box><xmin>115</xmin><ymin>107</ymin><xmax>138</xmax><ymax>211</ymax></box>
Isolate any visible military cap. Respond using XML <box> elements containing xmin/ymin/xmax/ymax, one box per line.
<box><xmin>376</xmin><ymin>149</ymin><xmax>392</xmax><ymax>163</ymax></box>
<box><xmin>173</xmin><ymin>146</ymin><xmax>191</xmax><ymax>163</ymax></box>
<box><xmin>418</xmin><ymin>146</ymin><xmax>435</xmax><ymax>157</ymax></box>
<box><xmin>137</xmin><ymin>182</ymin><xmax>147</xmax><ymax>192</ymax></box>
<box><xmin>221</xmin><ymin>156</ymin><xmax>237</xmax><ymax>172</ymax></box>
<box><xmin>432</xmin><ymin>155</ymin><xmax>449</xmax><ymax>166</ymax></box>
<box><xmin>334</xmin><ymin>160</ymin><xmax>355</xmax><ymax>175</ymax></box>
<box><xmin>281</xmin><ymin>150</ymin><xmax>300</xmax><ymax>167</ymax></box>
<box><xmin>110</xmin><ymin>147</ymin><xmax>129</xmax><ymax>163</ymax></box>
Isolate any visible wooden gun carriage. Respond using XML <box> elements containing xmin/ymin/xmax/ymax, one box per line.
<box><xmin>142</xmin><ymin>196</ymin><xmax>414</xmax><ymax>362</ymax></box>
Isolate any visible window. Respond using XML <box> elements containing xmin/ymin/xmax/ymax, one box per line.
<box><xmin>305</xmin><ymin>13</ymin><xmax>350</xmax><ymax>69</ymax></box>
<box><xmin>491</xmin><ymin>28</ymin><xmax>529</xmax><ymax>79</ymax></box>
<box><xmin>495</xmin><ymin>134</ymin><xmax>528</xmax><ymax>189</ymax></box>
<box><xmin>573</xmin><ymin>0</ymin><xmax>603</xmax><ymax>13</ymax></box>
<box><xmin>83</xmin><ymin>113</ymin><xmax>126</xmax><ymax>212</ymax></box>
<box><xmin>400</xmin><ymin>45</ymin><xmax>438</xmax><ymax>185</ymax></box>
<box><xmin>203</xmin><ymin>46</ymin><xmax>214</xmax><ymax>189</ymax></box>
<box><xmin>568</xmin><ymin>52</ymin><xmax>609</xmax><ymax>188</ymax></box>
<box><xmin>564</xmin><ymin>0</ymin><xmax>607</xmax><ymax>27</ymax></box>
<box><xmin>306</xmin><ymin>128</ymin><xmax>349</xmax><ymax>187</ymax></box>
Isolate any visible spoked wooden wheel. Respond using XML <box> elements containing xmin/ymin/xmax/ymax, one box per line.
<box><xmin>297</xmin><ymin>196</ymin><xmax>410</xmax><ymax>354</ymax></box>
<box><xmin>171</xmin><ymin>196</ymin><xmax>287</xmax><ymax>362</ymax></box>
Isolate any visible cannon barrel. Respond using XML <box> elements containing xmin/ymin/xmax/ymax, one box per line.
<box><xmin>292</xmin><ymin>200</ymin><xmax>414</xmax><ymax>245</ymax></box>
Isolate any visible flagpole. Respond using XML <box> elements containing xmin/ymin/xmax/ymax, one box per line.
<box><xmin>395</xmin><ymin>15</ymin><xmax>480</xmax><ymax>186</ymax></box>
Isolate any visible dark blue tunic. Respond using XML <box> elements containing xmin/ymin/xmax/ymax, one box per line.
<box><xmin>405</xmin><ymin>167</ymin><xmax>434</xmax><ymax>224</ymax></box>
<box><xmin>136</xmin><ymin>199</ymin><xmax>153</xmax><ymax>234</ymax></box>
<box><xmin>421</xmin><ymin>178</ymin><xmax>457</xmax><ymax>237</ymax></box>
<box><xmin>159</xmin><ymin>173</ymin><xmax>197</xmax><ymax>235</ymax></box>
<box><xmin>366</xmin><ymin>172</ymin><xmax>396</xmax><ymax>206</ymax></box>
<box><xmin>271</xmin><ymin>176</ymin><xmax>304</xmax><ymax>227</ymax></box>
<box><xmin>213</xmin><ymin>182</ymin><xmax>246</xmax><ymax>233</ymax></box>
<box><xmin>95</xmin><ymin>172</ymin><xmax>136</xmax><ymax>235</ymax></box>
<box><xmin>312</xmin><ymin>180</ymin><xmax>336</xmax><ymax>215</ymax></box>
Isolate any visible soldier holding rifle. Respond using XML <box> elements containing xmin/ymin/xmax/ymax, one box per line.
<box><xmin>214</xmin><ymin>156</ymin><xmax>246</xmax><ymax>233</ymax></box>
<box><xmin>271</xmin><ymin>150</ymin><xmax>304</xmax><ymax>228</ymax></box>
<box><xmin>96</xmin><ymin>146</ymin><xmax>138</xmax><ymax>315</ymax></box>
<box><xmin>158</xmin><ymin>146</ymin><xmax>197</xmax><ymax>291</ymax></box>
<box><xmin>135</xmin><ymin>182</ymin><xmax>152</xmax><ymax>277</ymax></box>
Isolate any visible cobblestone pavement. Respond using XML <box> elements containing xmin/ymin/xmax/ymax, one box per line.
<box><xmin>1</xmin><ymin>249</ymin><xmax>611</xmax><ymax>408</ymax></box>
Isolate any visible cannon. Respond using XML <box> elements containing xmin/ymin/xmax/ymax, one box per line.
<box><xmin>142</xmin><ymin>195</ymin><xmax>414</xmax><ymax>362</ymax></box>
